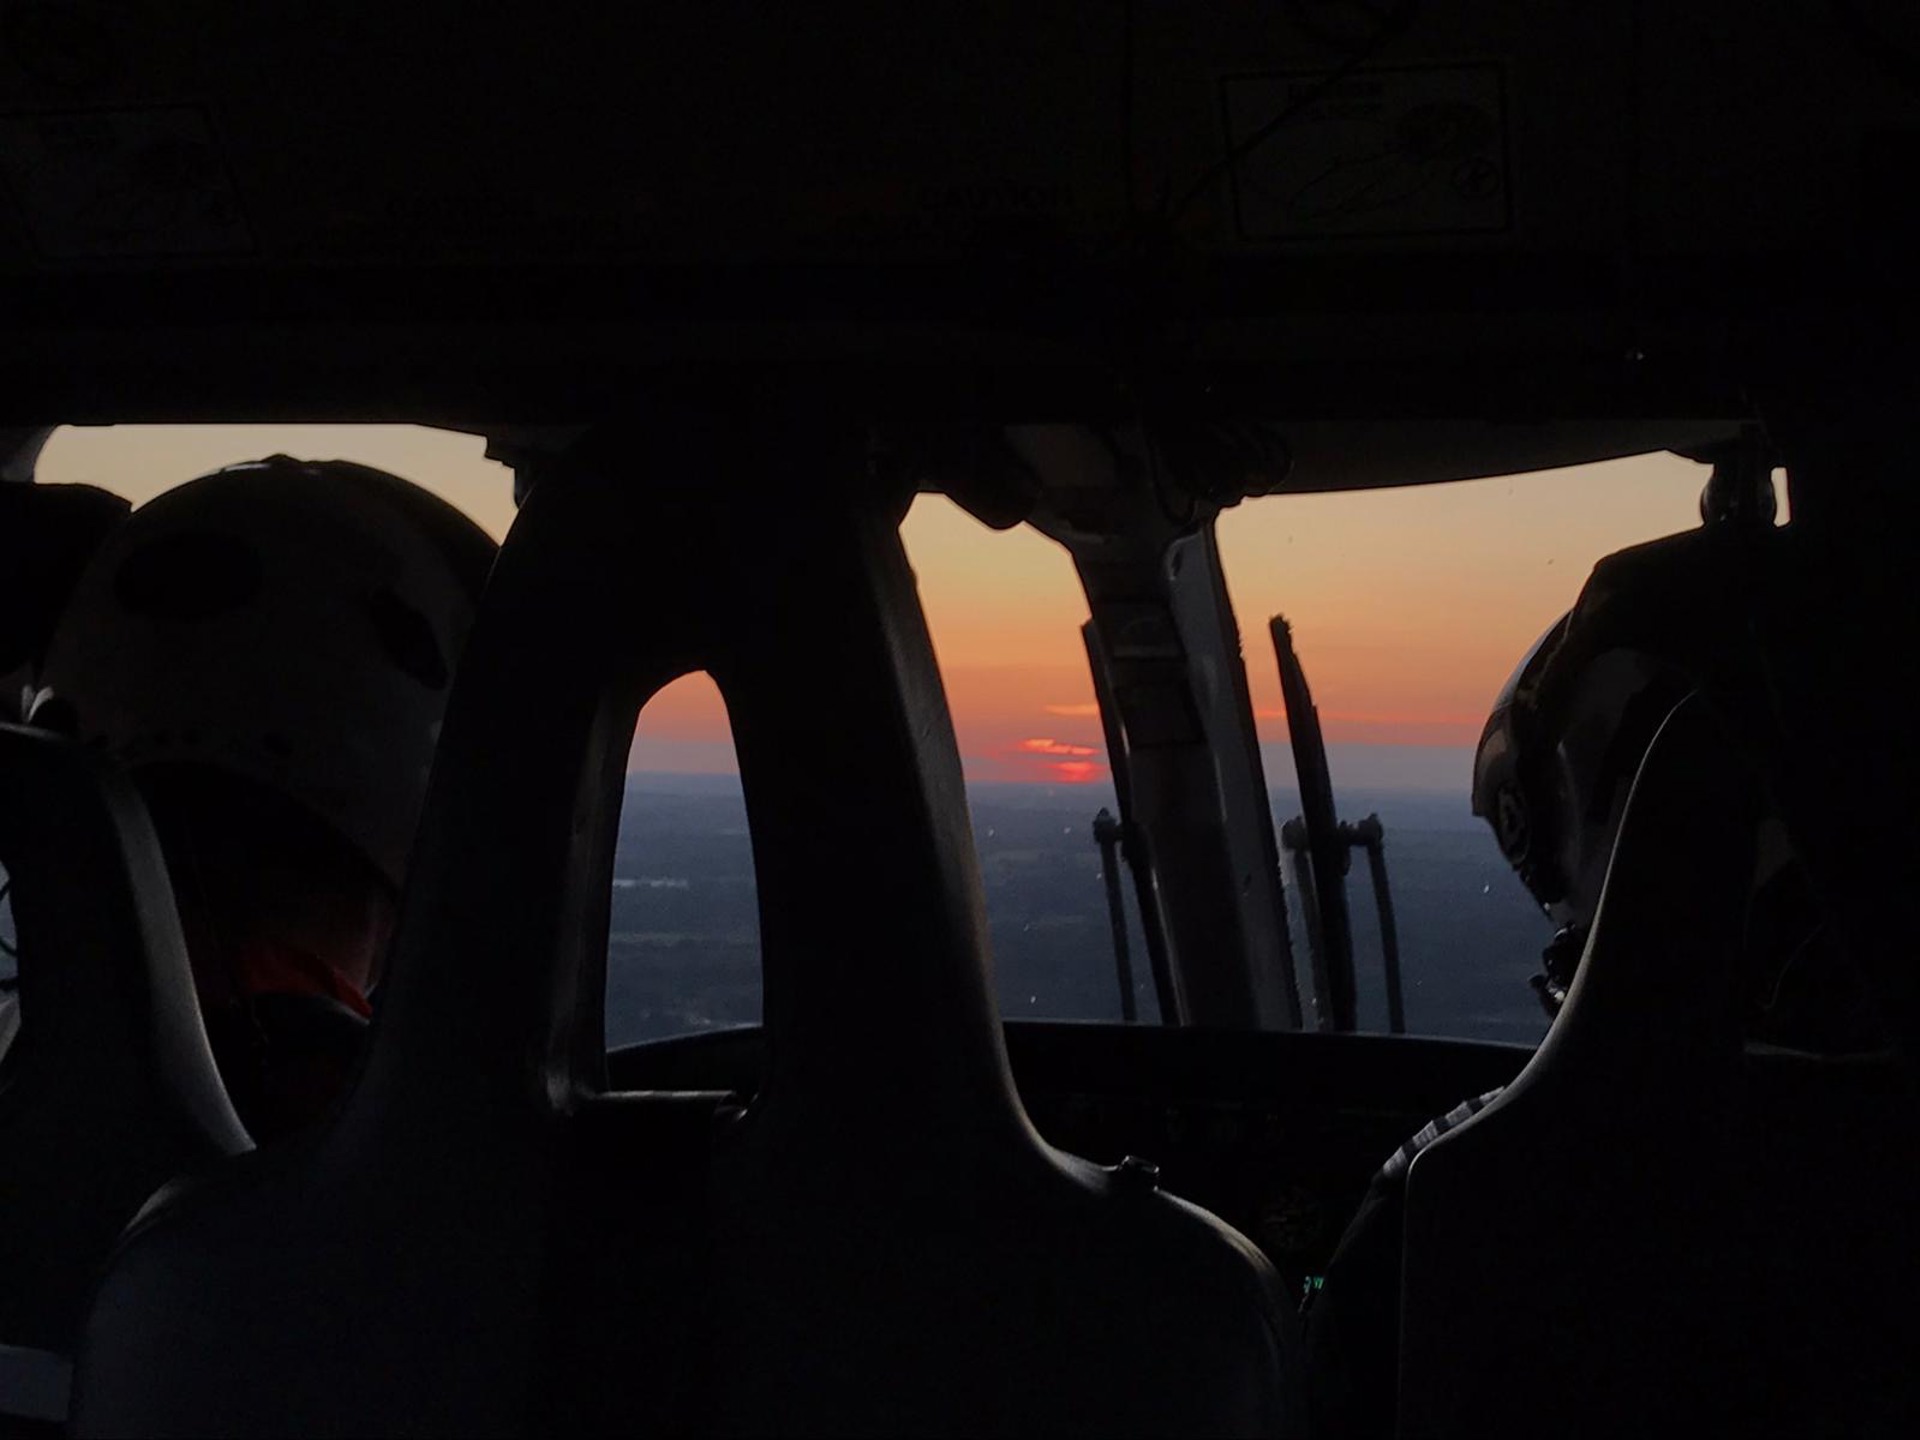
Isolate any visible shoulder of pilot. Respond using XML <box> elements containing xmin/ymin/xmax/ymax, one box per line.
<box><xmin>1583</xmin><ymin>524</ymin><xmax>1785</xmax><ymax>607</ymax></box>
<box><xmin>1379</xmin><ymin>1087</ymin><xmax>1505</xmax><ymax>1185</ymax></box>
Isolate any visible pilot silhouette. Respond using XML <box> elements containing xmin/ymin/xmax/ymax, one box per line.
<box><xmin>26</xmin><ymin>457</ymin><xmax>495</xmax><ymax>1140</ymax></box>
<box><xmin>1302</xmin><ymin>517</ymin><xmax>1884</xmax><ymax>1437</ymax></box>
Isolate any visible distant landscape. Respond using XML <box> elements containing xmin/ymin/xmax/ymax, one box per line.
<box><xmin>605</xmin><ymin>774</ymin><xmax>1551</xmax><ymax>1051</ymax></box>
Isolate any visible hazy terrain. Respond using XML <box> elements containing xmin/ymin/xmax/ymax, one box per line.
<box><xmin>605</xmin><ymin>774</ymin><xmax>1551</xmax><ymax>1050</ymax></box>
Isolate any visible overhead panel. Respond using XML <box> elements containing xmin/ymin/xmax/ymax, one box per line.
<box><xmin>0</xmin><ymin>2</ymin><xmax>1911</xmax><ymax>268</ymax></box>
<box><xmin>0</xmin><ymin>2</ymin><xmax>1913</xmax><ymax>414</ymax></box>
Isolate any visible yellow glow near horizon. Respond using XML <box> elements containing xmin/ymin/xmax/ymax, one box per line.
<box><xmin>38</xmin><ymin>425</ymin><xmax>518</xmax><ymax>541</ymax></box>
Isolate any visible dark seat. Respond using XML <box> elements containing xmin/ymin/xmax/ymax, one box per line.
<box><xmin>73</xmin><ymin>421</ymin><xmax>1300</xmax><ymax>1437</ymax></box>
<box><xmin>0</xmin><ymin>724</ymin><xmax>250</xmax><ymax>1410</ymax></box>
<box><xmin>1396</xmin><ymin>698</ymin><xmax>1767</xmax><ymax>1436</ymax></box>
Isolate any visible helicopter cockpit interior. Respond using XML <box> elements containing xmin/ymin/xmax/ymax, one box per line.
<box><xmin>4</xmin><ymin>2</ymin><xmax>1919</xmax><ymax>1435</ymax></box>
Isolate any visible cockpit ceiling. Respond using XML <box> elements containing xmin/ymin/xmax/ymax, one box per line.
<box><xmin>1</xmin><ymin>2</ymin><xmax>1913</xmax><ymax>269</ymax></box>
<box><xmin>0</xmin><ymin>3</ymin><xmax>1913</xmax><ymax>420</ymax></box>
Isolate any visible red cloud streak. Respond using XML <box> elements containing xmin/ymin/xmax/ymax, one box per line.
<box><xmin>1017</xmin><ymin>737</ymin><xmax>1098</xmax><ymax>758</ymax></box>
<box><xmin>1049</xmin><ymin>761</ymin><xmax>1102</xmax><ymax>784</ymax></box>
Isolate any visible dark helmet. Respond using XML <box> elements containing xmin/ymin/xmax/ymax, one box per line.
<box><xmin>1472</xmin><ymin>521</ymin><xmax>1789</xmax><ymax>1013</ymax></box>
<box><xmin>1472</xmin><ymin>617</ymin><xmax>1695</xmax><ymax>929</ymax></box>
<box><xmin>31</xmin><ymin>456</ymin><xmax>497</xmax><ymax>887</ymax></box>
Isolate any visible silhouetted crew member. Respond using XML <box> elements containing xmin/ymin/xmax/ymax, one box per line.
<box><xmin>1302</xmin><ymin>519</ymin><xmax>1886</xmax><ymax>1437</ymax></box>
<box><xmin>28</xmin><ymin>456</ymin><xmax>496</xmax><ymax>1139</ymax></box>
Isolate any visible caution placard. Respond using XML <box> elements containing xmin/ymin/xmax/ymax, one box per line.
<box><xmin>1223</xmin><ymin>64</ymin><xmax>1509</xmax><ymax>240</ymax></box>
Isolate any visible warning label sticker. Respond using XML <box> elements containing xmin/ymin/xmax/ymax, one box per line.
<box><xmin>0</xmin><ymin>107</ymin><xmax>250</xmax><ymax>259</ymax></box>
<box><xmin>1222</xmin><ymin>64</ymin><xmax>1509</xmax><ymax>240</ymax></box>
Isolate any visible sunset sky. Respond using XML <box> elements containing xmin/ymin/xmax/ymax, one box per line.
<box><xmin>39</xmin><ymin>425</ymin><xmax>1723</xmax><ymax>797</ymax></box>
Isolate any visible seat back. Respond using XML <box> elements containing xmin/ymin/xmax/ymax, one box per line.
<box><xmin>0</xmin><ymin>724</ymin><xmax>250</xmax><ymax>1364</ymax></box>
<box><xmin>1397</xmin><ymin>697</ymin><xmax>1763</xmax><ymax>1436</ymax></box>
<box><xmin>74</xmin><ymin>418</ymin><xmax>1299</xmax><ymax>1436</ymax></box>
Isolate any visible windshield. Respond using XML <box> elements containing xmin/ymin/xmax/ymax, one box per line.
<box><xmin>1216</xmin><ymin>451</ymin><xmax>1779</xmax><ymax>1043</ymax></box>
<box><xmin>31</xmin><ymin>426</ymin><xmax>1767</xmax><ymax>1050</ymax></box>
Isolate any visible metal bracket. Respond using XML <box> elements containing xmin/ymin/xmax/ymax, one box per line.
<box><xmin>1021</xmin><ymin>423</ymin><xmax>1299</xmax><ymax>1030</ymax></box>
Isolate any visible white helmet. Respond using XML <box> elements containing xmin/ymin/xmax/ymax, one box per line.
<box><xmin>33</xmin><ymin>456</ymin><xmax>496</xmax><ymax>888</ymax></box>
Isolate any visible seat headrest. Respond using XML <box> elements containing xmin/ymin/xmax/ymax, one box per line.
<box><xmin>0</xmin><ymin>723</ymin><xmax>247</xmax><ymax>1146</ymax></box>
<box><xmin>0</xmin><ymin>723</ymin><xmax>248</xmax><ymax>1351</ymax></box>
<box><xmin>1397</xmin><ymin>695</ymin><xmax>1771</xmax><ymax>1435</ymax></box>
<box><xmin>350</xmin><ymin>426</ymin><xmax>1022</xmax><ymax>1137</ymax></box>
<box><xmin>1537</xmin><ymin>692</ymin><xmax>1766</xmax><ymax>1095</ymax></box>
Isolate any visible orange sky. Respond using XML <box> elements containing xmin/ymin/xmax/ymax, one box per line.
<box><xmin>1216</xmin><ymin>456</ymin><xmax>1722</xmax><ymax>750</ymax></box>
<box><xmin>900</xmin><ymin>454</ymin><xmax>1720</xmax><ymax>786</ymax></box>
<box><xmin>40</xmin><ymin>426</ymin><xmax>1726</xmax><ymax>793</ymax></box>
